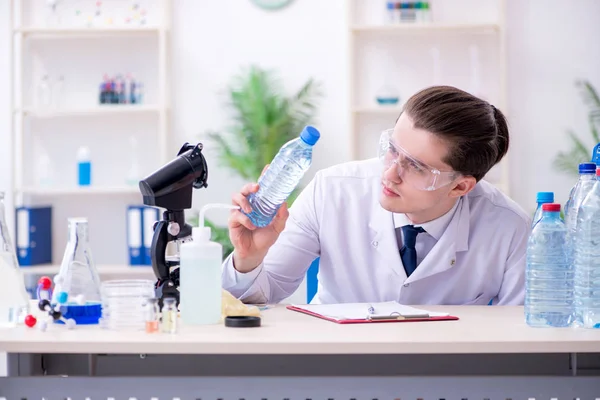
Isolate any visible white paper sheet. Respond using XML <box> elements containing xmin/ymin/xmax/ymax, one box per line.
<box><xmin>290</xmin><ymin>301</ymin><xmax>450</xmax><ymax>321</ymax></box>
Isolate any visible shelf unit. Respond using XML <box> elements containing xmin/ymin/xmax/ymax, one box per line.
<box><xmin>351</xmin><ymin>22</ymin><xmax>500</xmax><ymax>34</ymax></box>
<box><xmin>15</xmin><ymin>26</ymin><xmax>162</xmax><ymax>36</ymax></box>
<box><xmin>347</xmin><ymin>0</ymin><xmax>509</xmax><ymax>196</ymax></box>
<box><xmin>20</xmin><ymin>263</ymin><xmax>155</xmax><ymax>279</ymax></box>
<box><xmin>14</xmin><ymin>186</ymin><xmax>141</xmax><ymax>196</ymax></box>
<box><xmin>16</xmin><ymin>104</ymin><xmax>162</xmax><ymax>118</ymax></box>
<box><xmin>8</xmin><ymin>0</ymin><xmax>171</xmax><ymax>276</ymax></box>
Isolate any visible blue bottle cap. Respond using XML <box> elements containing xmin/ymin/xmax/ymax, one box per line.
<box><xmin>300</xmin><ymin>126</ymin><xmax>320</xmax><ymax>146</ymax></box>
<box><xmin>579</xmin><ymin>162</ymin><xmax>596</xmax><ymax>174</ymax></box>
<box><xmin>591</xmin><ymin>143</ymin><xmax>600</xmax><ymax>165</ymax></box>
<box><xmin>536</xmin><ymin>191</ymin><xmax>554</xmax><ymax>204</ymax></box>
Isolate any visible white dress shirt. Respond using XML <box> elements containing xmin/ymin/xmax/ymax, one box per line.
<box><xmin>393</xmin><ymin>199</ymin><xmax>459</xmax><ymax>267</ymax></box>
<box><xmin>221</xmin><ymin>158</ymin><xmax>531</xmax><ymax>306</ymax></box>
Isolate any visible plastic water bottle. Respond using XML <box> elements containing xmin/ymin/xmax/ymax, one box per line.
<box><xmin>564</xmin><ymin>162</ymin><xmax>597</xmax><ymax>235</ymax></box>
<box><xmin>574</xmin><ymin>168</ymin><xmax>600</xmax><ymax>328</ymax></box>
<box><xmin>245</xmin><ymin>126</ymin><xmax>320</xmax><ymax>228</ymax></box>
<box><xmin>532</xmin><ymin>192</ymin><xmax>554</xmax><ymax>228</ymax></box>
<box><xmin>525</xmin><ymin>203</ymin><xmax>574</xmax><ymax>327</ymax></box>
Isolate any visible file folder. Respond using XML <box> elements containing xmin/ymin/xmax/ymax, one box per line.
<box><xmin>15</xmin><ymin>206</ymin><xmax>52</xmax><ymax>266</ymax></box>
<box><xmin>126</xmin><ymin>205</ymin><xmax>144</xmax><ymax>265</ymax></box>
<box><xmin>286</xmin><ymin>301</ymin><xmax>459</xmax><ymax>324</ymax></box>
<box><xmin>142</xmin><ymin>206</ymin><xmax>159</xmax><ymax>265</ymax></box>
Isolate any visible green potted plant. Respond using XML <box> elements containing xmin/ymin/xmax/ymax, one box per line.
<box><xmin>553</xmin><ymin>80</ymin><xmax>600</xmax><ymax>177</ymax></box>
<box><xmin>190</xmin><ymin>65</ymin><xmax>323</xmax><ymax>259</ymax></box>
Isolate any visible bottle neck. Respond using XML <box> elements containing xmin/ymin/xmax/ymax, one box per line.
<box><xmin>68</xmin><ymin>220</ymin><xmax>89</xmax><ymax>244</ymax></box>
<box><xmin>542</xmin><ymin>211</ymin><xmax>561</xmax><ymax>220</ymax></box>
<box><xmin>299</xmin><ymin>138</ymin><xmax>314</xmax><ymax>148</ymax></box>
<box><xmin>580</xmin><ymin>173</ymin><xmax>597</xmax><ymax>181</ymax></box>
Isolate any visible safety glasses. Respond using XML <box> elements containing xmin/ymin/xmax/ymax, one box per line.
<box><xmin>377</xmin><ymin>129</ymin><xmax>459</xmax><ymax>191</ymax></box>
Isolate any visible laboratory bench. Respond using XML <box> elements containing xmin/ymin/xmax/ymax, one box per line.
<box><xmin>1</xmin><ymin>305</ymin><xmax>599</xmax><ymax>399</ymax></box>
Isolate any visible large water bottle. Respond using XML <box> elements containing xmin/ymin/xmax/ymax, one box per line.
<box><xmin>565</xmin><ymin>162</ymin><xmax>597</xmax><ymax>235</ymax></box>
<box><xmin>574</xmin><ymin>168</ymin><xmax>600</xmax><ymax>329</ymax></box>
<box><xmin>245</xmin><ymin>126</ymin><xmax>320</xmax><ymax>228</ymax></box>
<box><xmin>532</xmin><ymin>192</ymin><xmax>554</xmax><ymax>228</ymax></box>
<box><xmin>525</xmin><ymin>203</ymin><xmax>574</xmax><ymax>327</ymax></box>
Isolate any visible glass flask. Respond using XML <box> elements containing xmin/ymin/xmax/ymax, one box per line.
<box><xmin>0</xmin><ymin>192</ymin><xmax>30</xmax><ymax>328</ymax></box>
<box><xmin>52</xmin><ymin>217</ymin><xmax>102</xmax><ymax>324</ymax></box>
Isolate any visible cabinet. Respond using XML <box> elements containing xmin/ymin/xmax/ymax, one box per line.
<box><xmin>8</xmin><ymin>0</ymin><xmax>171</xmax><ymax>279</ymax></box>
<box><xmin>347</xmin><ymin>0</ymin><xmax>509</xmax><ymax>194</ymax></box>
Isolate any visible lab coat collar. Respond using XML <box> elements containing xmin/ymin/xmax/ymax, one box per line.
<box><xmin>368</xmin><ymin>191</ymin><xmax>470</xmax><ymax>282</ymax></box>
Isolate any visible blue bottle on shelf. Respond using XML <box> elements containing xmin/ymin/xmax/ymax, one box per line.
<box><xmin>244</xmin><ymin>126</ymin><xmax>320</xmax><ymax>228</ymax></box>
<box><xmin>532</xmin><ymin>191</ymin><xmax>554</xmax><ymax>228</ymax></box>
<box><xmin>525</xmin><ymin>203</ymin><xmax>574</xmax><ymax>327</ymax></box>
<box><xmin>77</xmin><ymin>146</ymin><xmax>91</xmax><ymax>186</ymax></box>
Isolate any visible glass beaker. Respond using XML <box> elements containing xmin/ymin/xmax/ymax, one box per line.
<box><xmin>0</xmin><ymin>192</ymin><xmax>30</xmax><ymax>328</ymax></box>
<box><xmin>52</xmin><ymin>217</ymin><xmax>102</xmax><ymax>324</ymax></box>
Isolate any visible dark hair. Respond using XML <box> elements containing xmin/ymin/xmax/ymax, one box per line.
<box><xmin>401</xmin><ymin>85</ymin><xmax>509</xmax><ymax>181</ymax></box>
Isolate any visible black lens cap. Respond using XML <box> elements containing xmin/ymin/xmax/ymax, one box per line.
<box><xmin>224</xmin><ymin>316</ymin><xmax>261</xmax><ymax>328</ymax></box>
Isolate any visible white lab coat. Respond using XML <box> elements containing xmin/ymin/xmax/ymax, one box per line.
<box><xmin>222</xmin><ymin>158</ymin><xmax>531</xmax><ymax>306</ymax></box>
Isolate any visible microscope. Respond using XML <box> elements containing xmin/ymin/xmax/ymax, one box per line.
<box><xmin>139</xmin><ymin>142</ymin><xmax>208</xmax><ymax>306</ymax></box>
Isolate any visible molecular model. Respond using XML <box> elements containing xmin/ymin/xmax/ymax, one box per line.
<box><xmin>24</xmin><ymin>276</ymin><xmax>77</xmax><ymax>331</ymax></box>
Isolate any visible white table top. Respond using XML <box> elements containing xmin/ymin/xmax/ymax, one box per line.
<box><xmin>0</xmin><ymin>306</ymin><xmax>599</xmax><ymax>355</ymax></box>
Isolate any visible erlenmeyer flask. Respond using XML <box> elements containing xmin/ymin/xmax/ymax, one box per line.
<box><xmin>0</xmin><ymin>192</ymin><xmax>30</xmax><ymax>328</ymax></box>
<box><xmin>52</xmin><ymin>217</ymin><xmax>102</xmax><ymax>324</ymax></box>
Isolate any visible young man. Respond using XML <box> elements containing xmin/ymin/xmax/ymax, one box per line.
<box><xmin>221</xmin><ymin>86</ymin><xmax>531</xmax><ymax>306</ymax></box>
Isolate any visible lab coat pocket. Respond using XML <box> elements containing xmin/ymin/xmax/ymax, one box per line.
<box><xmin>462</xmin><ymin>293</ymin><xmax>489</xmax><ymax>305</ymax></box>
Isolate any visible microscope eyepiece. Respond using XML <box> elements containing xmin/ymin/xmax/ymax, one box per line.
<box><xmin>139</xmin><ymin>142</ymin><xmax>208</xmax><ymax>210</ymax></box>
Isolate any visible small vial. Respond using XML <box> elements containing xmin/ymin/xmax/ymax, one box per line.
<box><xmin>145</xmin><ymin>298</ymin><xmax>160</xmax><ymax>333</ymax></box>
<box><xmin>161</xmin><ymin>297</ymin><xmax>178</xmax><ymax>334</ymax></box>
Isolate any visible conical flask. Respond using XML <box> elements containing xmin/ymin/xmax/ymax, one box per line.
<box><xmin>52</xmin><ymin>217</ymin><xmax>102</xmax><ymax>324</ymax></box>
<box><xmin>0</xmin><ymin>192</ymin><xmax>30</xmax><ymax>328</ymax></box>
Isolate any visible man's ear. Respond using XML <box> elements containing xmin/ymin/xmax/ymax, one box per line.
<box><xmin>448</xmin><ymin>175</ymin><xmax>476</xmax><ymax>198</ymax></box>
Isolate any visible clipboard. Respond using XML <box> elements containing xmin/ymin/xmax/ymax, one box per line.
<box><xmin>286</xmin><ymin>301</ymin><xmax>459</xmax><ymax>324</ymax></box>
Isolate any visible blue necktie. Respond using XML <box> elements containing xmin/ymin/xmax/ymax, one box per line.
<box><xmin>400</xmin><ymin>225</ymin><xmax>425</xmax><ymax>277</ymax></box>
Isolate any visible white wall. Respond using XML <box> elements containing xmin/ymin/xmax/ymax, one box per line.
<box><xmin>506</xmin><ymin>0</ymin><xmax>600</xmax><ymax>211</ymax></box>
<box><xmin>174</xmin><ymin>0</ymin><xmax>600</xmax><ymax>219</ymax></box>
<box><xmin>172</xmin><ymin>0</ymin><xmax>349</xmax><ymax>226</ymax></box>
<box><xmin>171</xmin><ymin>0</ymin><xmax>348</xmax><ymax>304</ymax></box>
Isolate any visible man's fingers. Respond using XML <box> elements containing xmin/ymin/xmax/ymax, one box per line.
<box><xmin>232</xmin><ymin>192</ymin><xmax>253</xmax><ymax>214</ymax></box>
<box><xmin>228</xmin><ymin>210</ymin><xmax>256</xmax><ymax>231</ymax></box>
<box><xmin>272</xmin><ymin>203</ymin><xmax>289</xmax><ymax>234</ymax></box>
<box><xmin>239</xmin><ymin>183</ymin><xmax>259</xmax><ymax>197</ymax></box>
